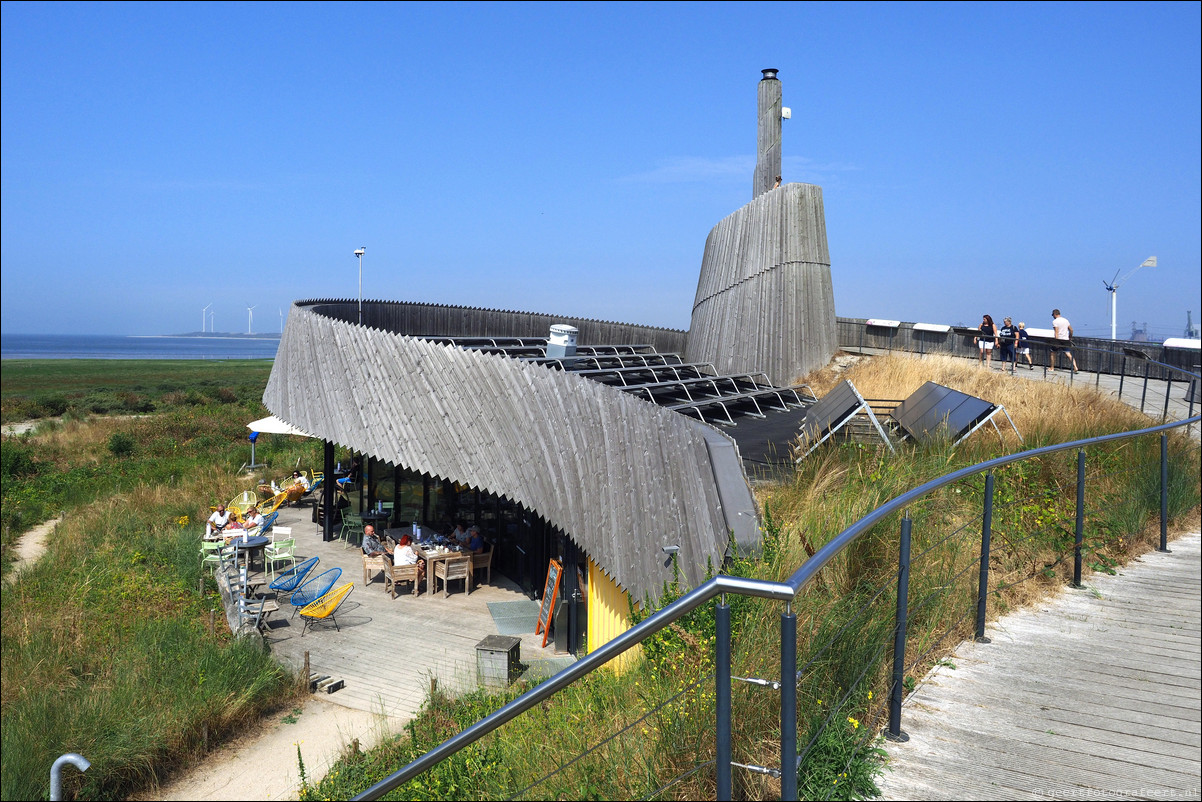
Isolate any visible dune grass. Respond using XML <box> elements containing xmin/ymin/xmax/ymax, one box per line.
<box><xmin>299</xmin><ymin>353</ymin><xmax>1199</xmax><ymax>801</ymax></box>
<box><xmin>1</xmin><ymin>360</ymin><xmax>322</xmax><ymax>800</ymax></box>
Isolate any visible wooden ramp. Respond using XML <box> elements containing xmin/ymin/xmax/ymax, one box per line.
<box><xmin>879</xmin><ymin>531</ymin><xmax>1201</xmax><ymax>801</ymax></box>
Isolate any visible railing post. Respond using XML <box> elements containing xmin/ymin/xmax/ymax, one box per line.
<box><xmin>1073</xmin><ymin>450</ymin><xmax>1085</xmax><ymax>588</ymax></box>
<box><xmin>975</xmin><ymin>472</ymin><xmax>994</xmax><ymax>643</ymax></box>
<box><xmin>780</xmin><ymin>605</ymin><xmax>798</xmax><ymax>801</ymax></box>
<box><xmin>1162</xmin><ymin>374</ymin><xmax>1172</xmax><ymax>422</ymax></box>
<box><xmin>1118</xmin><ymin>355</ymin><xmax>1126</xmax><ymax>399</ymax></box>
<box><xmin>1140</xmin><ymin>363</ymin><xmax>1150</xmax><ymax>413</ymax></box>
<box><xmin>887</xmin><ymin>513</ymin><xmax>912</xmax><ymax>742</ymax></box>
<box><xmin>1159</xmin><ymin>434</ymin><xmax>1171</xmax><ymax>553</ymax></box>
<box><xmin>716</xmin><ymin>595</ymin><xmax>732</xmax><ymax>801</ymax></box>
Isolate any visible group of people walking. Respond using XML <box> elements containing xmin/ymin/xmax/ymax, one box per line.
<box><xmin>974</xmin><ymin>309</ymin><xmax>1079</xmax><ymax>372</ymax></box>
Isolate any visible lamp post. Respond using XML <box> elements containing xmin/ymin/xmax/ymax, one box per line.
<box><xmin>354</xmin><ymin>247</ymin><xmax>366</xmax><ymax>325</ymax></box>
<box><xmin>1105</xmin><ymin>256</ymin><xmax>1157</xmax><ymax>340</ymax></box>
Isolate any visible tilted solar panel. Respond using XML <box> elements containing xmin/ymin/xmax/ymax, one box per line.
<box><xmin>892</xmin><ymin>381</ymin><xmax>996</xmax><ymax>443</ymax></box>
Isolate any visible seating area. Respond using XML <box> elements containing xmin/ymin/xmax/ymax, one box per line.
<box><xmin>205</xmin><ymin>501</ymin><xmax>569</xmax><ymax>722</ymax></box>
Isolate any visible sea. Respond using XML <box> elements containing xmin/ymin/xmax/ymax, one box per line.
<box><xmin>0</xmin><ymin>334</ymin><xmax>281</xmax><ymax>361</ymax></box>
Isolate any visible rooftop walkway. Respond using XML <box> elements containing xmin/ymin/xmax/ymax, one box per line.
<box><xmin>250</xmin><ymin>504</ymin><xmax>574</xmax><ymax>721</ymax></box>
<box><xmin>877</xmin><ymin>531</ymin><xmax>1201</xmax><ymax>801</ymax></box>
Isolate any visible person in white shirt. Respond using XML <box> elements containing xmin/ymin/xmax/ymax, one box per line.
<box><xmin>1050</xmin><ymin>309</ymin><xmax>1078</xmax><ymax>372</ymax></box>
<box><xmin>390</xmin><ymin>534</ymin><xmax>426</xmax><ymax>588</ymax></box>
<box><xmin>243</xmin><ymin>507</ymin><xmax>265</xmax><ymax>534</ymax></box>
<box><xmin>206</xmin><ymin>504</ymin><xmax>232</xmax><ymax>537</ymax></box>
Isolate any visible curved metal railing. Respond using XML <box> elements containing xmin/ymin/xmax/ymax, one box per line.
<box><xmin>354</xmin><ymin>413</ymin><xmax>1200</xmax><ymax>801</ymax></box>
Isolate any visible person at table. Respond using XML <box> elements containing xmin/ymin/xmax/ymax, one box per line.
<box><xmin>451</xmin><ymin>521</ymin><xmax>471</xmax><ymax>546</ymax></box>
<box><xmin>361</xmin><ymin>524</ymin><xmax>393</xmax><ymax>559</ymax></box>
<box><xmin>206</xmin><ymin>504</ymin><xmax>232</xmax><ymax>537</ymax></box>
<box><xmin>393</xmin><ymin>534</ymin><xmax>426</xmax><ymax>584</ymax></box>
<box><xmin>243</xmin><ymin>506</ymin><xmax>265</xmax><ymax>534</ymax></box>
<box><xmin>466</xmin><ymin>525</ymin><xmax>486</xmax><ymax>554</ymax></box>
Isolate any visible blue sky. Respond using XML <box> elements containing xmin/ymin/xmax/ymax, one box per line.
<box><xmin>2</xmin><ymin>2</ymin><xmax>1199</xmax><ymax>340</ymax></box>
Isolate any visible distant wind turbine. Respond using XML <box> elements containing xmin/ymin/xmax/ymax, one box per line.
<box><xmin>279</xmin><ymin>307</ymin><xmax>284</xmax><ymax>334</ymax></box>
<box><xmin>1103</xmin><ymin>256</ymin><xmax>1157</xmax><ymax>340</ymax></box>
<box><xmin>202</xmin><ymin>303</ymin><xmax>212</xmax><ymax>333</ymax></box>
<box><xmin>209</xmin><ymin>309</ymin><xmax>215</xmax><ymax>332</ymax></box>
<box><xmin>247</xmin><ymin>305</ymin><xmax>257</xmax><ymax>335</ymax></box>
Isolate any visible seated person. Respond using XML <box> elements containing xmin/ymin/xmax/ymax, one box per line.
<box><xmin>290</xmin><ymin>471</ymin><xmax>311</xmax><ymax>492</ymax></box>
<box><xmin>451</xmin><ymin>521</ymin><xmax>471</xmax><ymax>546</ymax></box>
<box><xmin>206</xmin><ymin>504</ymin><xmax>232</xmax><ymax>537</ymax></box>
<box><xmin>392</xmin><ymin>534</ymin><xmax>426</xmax><ymax>583</ymax></box>
<box><xmin>466</xmin><ymin>525</ymin><xmax>486</xmax><ymax>554</ymax></box>
<box><xmin>361</xmin><ymin>524</ymin><xmax>392</xmax><ymax>559</ymax></box>
<box><xmin>242</xmin><ymin>506</ymin><xmax>265</xmax><ymax>534</ymax></box>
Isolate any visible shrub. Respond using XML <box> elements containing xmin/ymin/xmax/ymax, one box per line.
<box><xmin>1</xmin><ymin>439</ymin><xmax>39</xmax><ymax>482</ymax></box>
<box><xmin>108</xmin><ymin>432</ymin><xmax>136</xmax><ymax>458</ymax></box>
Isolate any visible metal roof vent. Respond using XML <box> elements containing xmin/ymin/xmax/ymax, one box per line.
<box><xmin>547</xmin><ymin>324</ymin><xmax>578</xmax><ymax>359</ymax></box>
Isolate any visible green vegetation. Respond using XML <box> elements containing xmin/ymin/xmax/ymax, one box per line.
<box><xmin>2</xmin><ymin>354</ymin><xmax>1197</xmax><ymax>801</ymax></box>
<box><xmin>299</xmin><ymin>355</ymin><xmax>1199</xmax><ymax>801</ymax></box>
<box><xmin>1</xmin><ymin>358</ymin><xmax>316</xmax><ymax>800</ymax></box>
<box><xmin>0</xmin><ymin>358</ymin><xmax>272</xmax><ymax>424</ymax></box>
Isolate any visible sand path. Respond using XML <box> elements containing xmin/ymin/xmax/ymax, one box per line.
<box><xmin>135</xmin><ymin>700</ymin><xmax>405</xmax><ymax>801</ymax></box>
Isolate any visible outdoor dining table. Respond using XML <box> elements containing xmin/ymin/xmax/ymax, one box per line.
<box><xmin>228</xmin><ymin>534</ymin><xmax>270</xmax><ymax>573</ymax></box>
<box><xmin>415</xmin><ymin>542</ymin><xmax>469</xmax><ymax>597</ymax></box>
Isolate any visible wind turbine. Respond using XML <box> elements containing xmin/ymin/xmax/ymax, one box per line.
<box><xmin>278</xmin><ymin>307</ymin><xmax>284</xmax><ymax>334</ymax></box>
<box><xmin>202</xmin><ymin>303</ymin><xmax>212</xmax><ymax>333</ymax></box>
<box><xmin>246</xmin><ymin>305</ymin><xmax>257</xmax><ymax>335</ymax></box>
<box><xmin>1103</xmin><ymin>256</ymin><xmax>1157</xmax><ymax>340</ymax></box>
<box><xmin>209</xmin><ymin>308</ymin><xmax>214</xmax><ymax>332</ymax></box>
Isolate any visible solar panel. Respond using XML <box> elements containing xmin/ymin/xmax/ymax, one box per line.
<box><xmin>892</xmin><ymin>381</ymin><xmax>997</xmax><ymax>444</ymax></box>
<box><xmin>797</xmin><ymin>381</ymin><xmax>863</xmax><ymax>446</ymax></box>
<box><xmin>794</xmin><ymin>380</ymin><xmax>895</xmax><ymax>460</ymax></box>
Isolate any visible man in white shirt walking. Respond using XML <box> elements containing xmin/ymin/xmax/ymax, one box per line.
<box><xmin>1050</xmin><ymin>309</ymin><xmax>1078</xmax><ymax>372</ymax></box>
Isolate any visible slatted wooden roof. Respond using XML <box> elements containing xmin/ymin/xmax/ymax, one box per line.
<box><xmin>264</xmin><ymin>302</ymin><xmax>758</xmax><ymax>603</ymax></box>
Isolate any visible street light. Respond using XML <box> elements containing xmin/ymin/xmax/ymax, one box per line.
<box><xmin>1104</xmin><ymin>256</ymin><xmax>1156</xmax><ymax>340</ymax></box>
<box><xmin>354</xmin><ymin>247</ymin><xmax>366</xmax><ymax>324</ymax></box>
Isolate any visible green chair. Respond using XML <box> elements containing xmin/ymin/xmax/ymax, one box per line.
<box><xmin>200</xmin><ymin>540</ymin><xmax>227</xmax><ymax>574</ymax></box>
<box><xmin>339</xmin><ymin>511</ymin><xmax>364</xmax><ymax>550</ymax></box>
<box><xmin>265</xmin><ymin>537</ymin><xmax>296</xmax><ymax>581</ymax></box>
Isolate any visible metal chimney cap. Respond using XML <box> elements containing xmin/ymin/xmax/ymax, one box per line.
<box><xmin>761</xmin><ymin>68</ymin><xmax>779</xmax><ymax>80</ymax></box>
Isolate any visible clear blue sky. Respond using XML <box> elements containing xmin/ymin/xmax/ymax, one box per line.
<box><xmin>3</xmin><ymin>2</ymin><xmax>1199</xmax><ymax>340</ymax></box>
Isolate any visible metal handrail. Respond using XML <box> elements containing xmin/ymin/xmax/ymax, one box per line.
<box><xmin>354</xmin><ymin>413</ymin><xmax>1199</xmax><ymax>801</ymax></box>
<box><xmin>782</xmin><ymin>415</ymin><xmax>1198</xmax><ymax>595</ymax></box>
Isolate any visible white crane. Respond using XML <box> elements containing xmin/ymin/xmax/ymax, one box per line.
<box><xmin>246</xmin><ymin>305</ymin><xmax>257</xmax><ymax>335</ymax></box>
<box><xmin>1104</xmin><ymin>256</ymin><xmax>1156</xmax><ymax>340</ymax></box>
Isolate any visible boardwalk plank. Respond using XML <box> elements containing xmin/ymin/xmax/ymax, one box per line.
<box><xmin>879</xmin><ymin>532</ymin><xmax>1202</xmax><ymax>801</ymax></box>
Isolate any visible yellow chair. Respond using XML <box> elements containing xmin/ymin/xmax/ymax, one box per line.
<box><xmin>260</xmin><ymin>491</ymin><xmax>288</xmax><ymax>515</ymax></box>
<box><xmin>228</xmin><ymin>490</ymin><xmax>260</xmax><ymax>521</ymax></box>
<box><xmin>298</xmin><ymin>583</ymin><xmax>354</xmax><ymax>636</ymax></box>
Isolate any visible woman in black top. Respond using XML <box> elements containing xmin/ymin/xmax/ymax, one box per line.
<box><xmin>975</xmin><ymin>314</ymin><xmax>998</xmax><ymax>368</ymax></box>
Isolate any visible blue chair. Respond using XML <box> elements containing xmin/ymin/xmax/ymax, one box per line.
<box><xmin>256</xmin><ymin>511</ymin><xmax>280</xmax><ymax>538</ymax></box>
<box><xmin>289</xmin><ymin>567</ymin><xmax>342</xmax><ymax>618</ymax></box>
<box><xmin>269</xmin><ymin>556</ymin><xmax>318</xmax><ymax>600</ymax></box>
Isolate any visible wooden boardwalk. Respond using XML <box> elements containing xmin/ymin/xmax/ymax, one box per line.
<box><xmin>878</xmin><ymin>531</ymin><xmax>1201</xmax><ymax>801</ymax></box>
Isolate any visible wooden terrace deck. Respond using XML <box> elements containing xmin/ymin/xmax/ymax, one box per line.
<box><xmin>878</xmin><ymin>531</ymin><xmax>1201</xmax><ymax>800</ymax></box>
<box><xmin>255</xmin><ymin>505</ymin><xmax>575</xmax><ymax>722</ymax></box>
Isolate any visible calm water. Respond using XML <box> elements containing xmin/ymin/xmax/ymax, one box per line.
<box><xmin>1</xmin><ymin>334</ymin><xmax>280</xmax><ymax>360</ymax></box>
